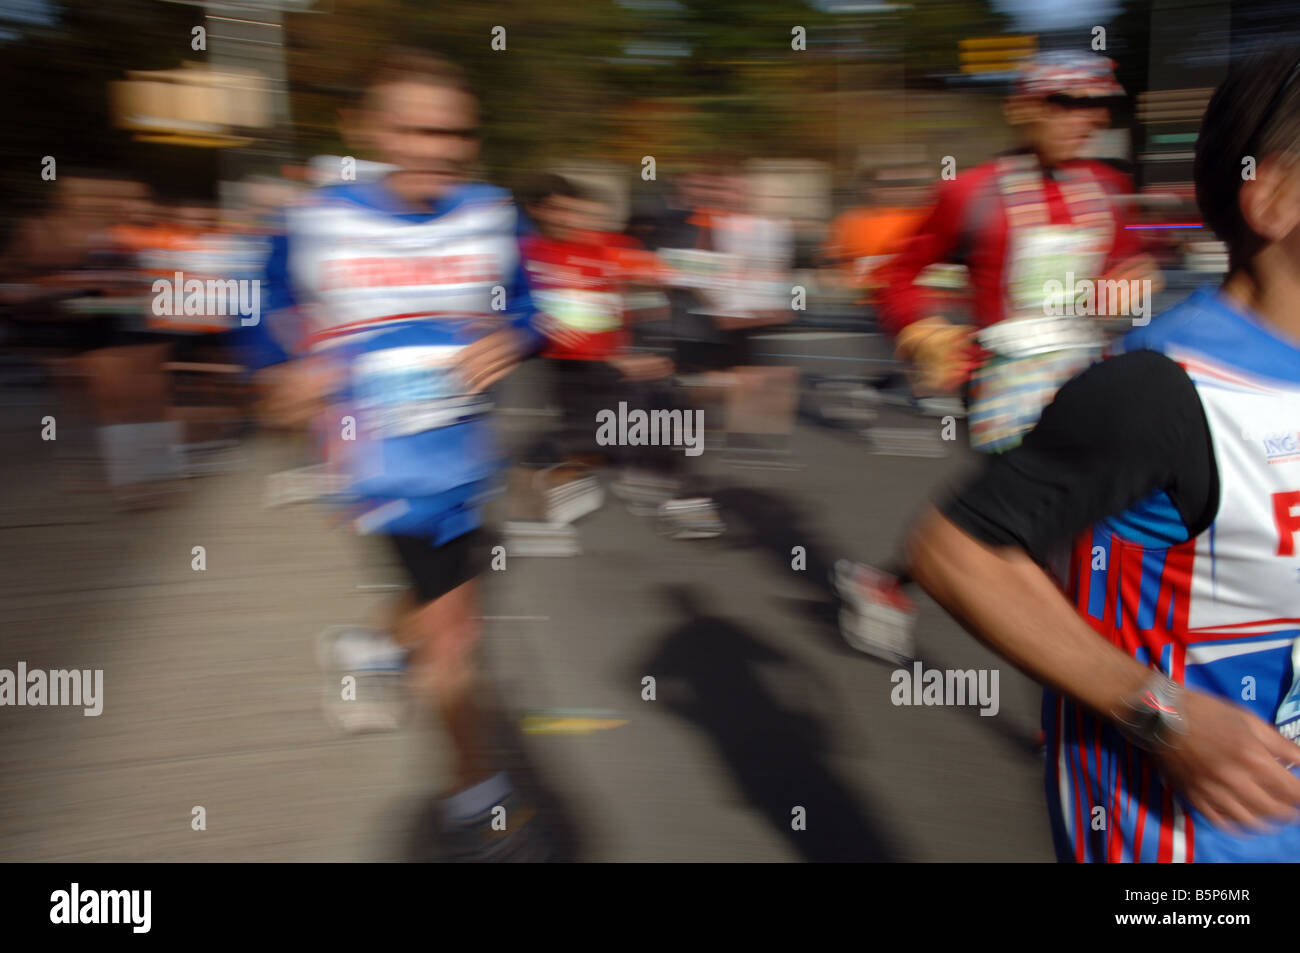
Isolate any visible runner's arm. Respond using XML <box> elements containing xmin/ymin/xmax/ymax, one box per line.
<box><xmin>240</xmin><ymin>230</ymin><xmax>295</xmax><ymax>370</ymax></box>
<box><xmin>907</xmin><ymin>507</ymin><xmax>1153</xmax><ymax>716</ymax></box>
<box><xmin>906</xmin><ymin>351</ymin><xmax>1300</xmax><ymax>826</ymax></box>
<box><xmin>239</xmin><ymin>228</ymin><xmax>334</xmax><ymax>428</ymax></box>
<box><xmin>940</xmin><ymin>349</ymin><xmax>1216</xmax><ymax>561</ymax></box>
<box><xmin>874</xmin><ymin>178</ymin><xmax>966</xmax><ymax>339</ymax></box>
<box><xmin>907</xmin><ymin>351</ymin><xmax>1213</xmax><ymax>719</ymax></box>
<box><xmin>457</xmin><ymin>254</ymin><xmax>546</xmax><ymax>393</ymax></box>
<box><xmin>503</xmin><ymin>255</ymin><xmax>547</xmax><ymax>356</ymax></box>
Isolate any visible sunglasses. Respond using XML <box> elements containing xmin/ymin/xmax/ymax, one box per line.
<box><xmin>1044</xmin><ymin>92</ymin><xmax>1120</xmax><ymax>111</ymax></box>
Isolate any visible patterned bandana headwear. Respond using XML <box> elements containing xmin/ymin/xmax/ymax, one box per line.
<box><xmin>1016</xmin><ymin>51</ymin><xmax>1124</xmax><ymax>100</ymax></box>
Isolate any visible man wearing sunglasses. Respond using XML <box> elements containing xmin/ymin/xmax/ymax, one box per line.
<box><xmin>876</xmin><ymin>51</ymin><xmax>1151</xmax><ymax>403</ymax></box>
<box><xmin>837</xmin><ymin>51</ymin><xmax>1157</xmax><ymax>665</ymax></box>
<box><xmin>904</xmin><ymin>45</ymin><xmax>1300</xmax><ymax>861</ymax></box>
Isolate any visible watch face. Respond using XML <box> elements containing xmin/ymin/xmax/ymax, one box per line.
<box><xmin>1118</xmin><ymin>707</ymin><xmax>1163</xmax><ymax>749</ymax></box>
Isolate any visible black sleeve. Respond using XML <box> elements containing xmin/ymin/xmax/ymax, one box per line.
<box><xmin>942</xmin><ymin>349</ymin><xmax>1219</xmax><ymax>564</ymax></box>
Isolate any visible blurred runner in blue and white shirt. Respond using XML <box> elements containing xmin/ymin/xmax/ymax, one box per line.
<box><xmin>245</xmin><ymin>48</ymin><xmax>553</xmax><ymax>861</ymax></box>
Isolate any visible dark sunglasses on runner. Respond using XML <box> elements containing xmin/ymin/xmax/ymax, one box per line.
<box><xmin>1045</xmin><ymin>92</ymin><xmax>1120</xmax><ymax>111</ymax></box>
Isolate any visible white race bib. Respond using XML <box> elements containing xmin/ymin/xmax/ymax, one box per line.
<box><xmin>533</xmin><ymin>289</ymin><xmax>622</xmax><ymax>333</ymax></box>
<box><xmin>352</xmin><ymin>345</ymin><xmax>491</xmax><ymax>438</ymax></box>
<box><xmin>1006</xmin><ymin>225</ymin><xmax>1108</xmax><ymax>318</ymax></box>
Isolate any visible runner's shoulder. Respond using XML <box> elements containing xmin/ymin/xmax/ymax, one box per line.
<box><xmin>450</xmin><ymin>181</ymin><xmax>515</xmax><ymax>208</ymax></box>
<box><xmin>1114</xmin><ymin>286</ymin><xmax>1228</xmax><ymax>355</ymax></box>
<box><xmin>1039</xmin><ymin>348</ymin><xmax>1201</xmax><ymax>455</ymax></box>
<box><xmin>1088</xmin><ymin>347</ymin><xmax>1196</xmax><ymax>395</ymax></box>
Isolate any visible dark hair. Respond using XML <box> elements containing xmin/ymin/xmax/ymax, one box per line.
<box><xmin>363</xmin><ymin>46</ymin><xmax>474</xmax><ymax>101</ymax></box>
<box><xmin>522</xmin><ymin>172</ymin><xmax>597</xmax><ymax>207</ymax></box>
<box><xmin>1195</xmin><ymin>44</ymin><xmax>1300</xmax><ymax>267</ymax></box>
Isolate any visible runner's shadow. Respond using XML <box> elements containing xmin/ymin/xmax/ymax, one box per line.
<box><xmin>714</xmin><ymin>486</ymin><xmax>851</xmax><ymax>655</ymax></box>
<box><xmin>636</xmin><ymin>585</ymin><xmax>898</xmax><ymax>861</ymax></box>
<box><xmin>716</xmin><ymin>490</ymin><xmax>1042</xmax><ymax>757</ymax></box>
<box><xmin>902</xmin><ymin>647</ymin><xmax>1045</xmax><ymax>759</ymax></box>
<box><xmin>714</xmin><ymin>487</ymin><xmax>837</xmax><ymax>597</ymax></box>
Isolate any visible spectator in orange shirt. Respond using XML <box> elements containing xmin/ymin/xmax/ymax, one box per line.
<box><xmin>822</xmin><ymin>167</ymin><xmax>930</xmax><ymax>299</ymax></box>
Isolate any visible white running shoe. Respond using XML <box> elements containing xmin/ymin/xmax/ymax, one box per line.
<box><xmin>611</xmin><ymin>470</ymin><xmax>679</xmax><ymax>516</ymax></box>
<box><xmin>316</xmin><ymin>625</ymin><xmax>410</xmax><ymax>734</ymax></box>
<box><xmin>544</xmin><ymin>474</ymin><xmax>605</xmax><ymax>525</ymax></box>
<box><xmin>533</xmin><ymin>464</ymin><xmax>604</xmax><ymax>525</ymax></box>
<box><xmin>915</xmin><ymin>395</ymin><xmax>967</xmax><ymax>419</ymax></box>
<box><xmin>502</xmin><ymin>520</ymin><xmax>582</xmax><ymax>557</ymax></box>
<box><xmin>833</xmin><ymin>561</ymin><xmax>918</xmax><ymax>664</ymax></box>
<box><xmin>657</xmin><ymin>497</ymin><xmax>725</xmax><ymax>540</ymax></box>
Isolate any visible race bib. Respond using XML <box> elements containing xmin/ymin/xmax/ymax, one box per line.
<box><xmin>352</xmin><ymin>345</ymin><xmax>491</xmax><ymax>439</ymax></box>
<box><xmin>657</xmin><ymin>249</ymin><xmax>740</xmax><ymax>292</ymax></box>
<box><xmin>1006</xmin><ymin>226</ymin><xmax>1108</xmax><ymax>319</ymax></box>
<box><xmin>533</xmin><ymin>288</ymin><xmax>622</xmax><ymax>333</ymax></box>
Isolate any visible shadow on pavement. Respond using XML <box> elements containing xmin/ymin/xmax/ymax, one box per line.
<box><xmin>714</xmin><ymin>485</ymin><xmax>856</xmax><ymax>656</ymax></box>
<box><xmin>637</xmin><ymin>585</ymin><xmax>898</xmax><ymax>862</ymax></box>
<box><xmin>719</xmin><ymin>486</ymin><xmax>1042</xmax><ymax>758</ymax></box>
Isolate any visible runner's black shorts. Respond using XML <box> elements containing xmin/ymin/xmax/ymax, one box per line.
<box><xmin>386</xmin><ymin>527</ymin><xmax>493</xmax><ymax>603</ymax></box>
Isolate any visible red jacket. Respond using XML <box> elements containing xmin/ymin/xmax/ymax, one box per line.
<box><xmin>875</xmin><ymin>155</ymin><xmax>1144</xmax><ymax>338</ymax></box>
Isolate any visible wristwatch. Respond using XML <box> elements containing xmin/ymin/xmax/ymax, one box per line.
<box><xmin>1111</xmin><ymin>672</ymin><xmax>1187</xmax><ymax>750</ymax></box>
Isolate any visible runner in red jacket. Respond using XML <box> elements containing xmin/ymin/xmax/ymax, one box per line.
<box><xmin>840</xmin><ymin>51</ymin><xmax>1162</xmax><ymax>664</ymax></box>
<box><xmin>876</xmin><ymin>51</ymin><xmax>1159</xmax><ymax>451</ymax></box>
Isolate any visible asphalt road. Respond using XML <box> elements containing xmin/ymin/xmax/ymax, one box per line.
<box><xmin>0</xmin><ymin>339</ymin><xmax>1056</xmax><ymax>862</ymax></box>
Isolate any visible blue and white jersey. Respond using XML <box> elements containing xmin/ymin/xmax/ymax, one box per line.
<box><xmin>1049</xmin><ymin>286</ymin><xmax>1300</xmax><ymax>862</ymax></box>
<box><xmin>246</xmin><ymin>179</ymin><xmax>542</xmax><ymax>543</ymax></box>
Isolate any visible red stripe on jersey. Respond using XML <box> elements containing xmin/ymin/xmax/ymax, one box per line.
<box><xmin>1105</xmin><ymin>536</ymin><xmax>1125</xmax><ymax>639</ymax></box>
<box><xmin>1107</xmin><ymin>728</ymin><xmax>1125</xmax><ymax>862</ymax></box>
<box><xmin>1134</xmin><ymin>755</ymin><xmax>1151</xmax><ymax>861</ymax></box>
<box><xmin>1056</xmin><ymin>522</ymin><xmax>1214</xmax><ymax>861</ymax></box>
<box><xmin>1073</xmin><ymin>534</ymin><xmax>1091</xmax><ymax>608</ymax></box>
<box><xmin>305</xmin><ymin>311</ymin><xmax>496</xmax><ymax>347</ymax></box>
<box><xmin>1091</xmin><ymin>717</ymin><xmax>1106</xmax><ymax>859</ymax></box>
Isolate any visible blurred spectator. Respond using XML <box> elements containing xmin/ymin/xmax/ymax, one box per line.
<box><xmin>822</xmin><ymin>167</ymin><xmax>930</xmax><ymax>300</ymax></box>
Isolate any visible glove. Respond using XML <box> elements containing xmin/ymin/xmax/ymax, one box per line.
<box><xmin>895</xmin><ymin>316</ymin><xmax>975</xmax><ymax>393</ymax></box>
